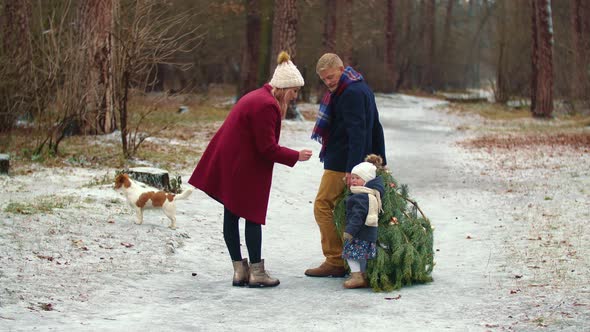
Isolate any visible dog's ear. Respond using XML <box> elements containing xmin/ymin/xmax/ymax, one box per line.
<box><xmin>114</xmin><ymin>173</ymin><xmax>128</xmax><ymax>189</ymax></box>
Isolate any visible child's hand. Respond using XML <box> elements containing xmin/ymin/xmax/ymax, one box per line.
<box><xmin>343</xmin><ymin>232</ymin><xmax>353</xmax><ymax>241</ymax></box>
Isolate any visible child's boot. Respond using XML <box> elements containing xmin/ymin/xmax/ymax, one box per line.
<box><xmin>249</xmin><ymin>259</ymin><xmax>280</xmax><ymax>288</ymax></box>
<box><xmin>343</xmin><ymin>272</ymin><xmax>368</xmax><ymax>289</ymax></box>
<box><xmin>231</xmin><ymin>258</ymin><xmax>249</xmax><ymax>286</ymax></box>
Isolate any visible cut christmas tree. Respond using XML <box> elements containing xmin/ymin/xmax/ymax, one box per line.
<box><xmin>334</xmin><ymin>168</ymin><xmax>434</xmax><ymax>292</ymax></box>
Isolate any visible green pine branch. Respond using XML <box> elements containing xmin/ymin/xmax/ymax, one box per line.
<box><xmin>334</xmin><ymin>168</ymin><xmax>435</xmax><ymax>292</ymax></box>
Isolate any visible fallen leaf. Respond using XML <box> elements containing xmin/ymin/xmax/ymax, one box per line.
<box><xmin>36</xmin><ymin>255</ymin><xmax>54</xmax><ymax>261</ymax></box>
<box><xmin>120</xmin><ymin>242</ymin><xmax>134</xmax><ymax>248</ymax></box>
<box><xmin>40</xmin><ymin>303</ymin><xmax>53</xmax><ymax>311</ymax></box>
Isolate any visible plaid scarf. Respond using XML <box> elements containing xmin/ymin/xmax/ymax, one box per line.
<box><xmin>311</xmin><ymin>66</ymin><xmax>364</xmax><ymax>161</ymax></box>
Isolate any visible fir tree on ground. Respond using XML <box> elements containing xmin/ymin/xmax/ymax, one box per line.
<box><xmin>334</xmin><ymin>157</ymin><xmax>435</xmax><ymax>292</ymax></box>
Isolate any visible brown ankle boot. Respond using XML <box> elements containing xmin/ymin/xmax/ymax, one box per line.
<box><xmin>248</xmin><ymin>259</ymin><xmax>280</xmax><ymax>288</ymax></box>
<box><xmin>343</xmin><ymin>272</ymin><xmax>369</xmax><ymax>289</ymax></box>
<box><xmin>232</xmin><ymin>258</ymin><xmax>249</xmax><ymax>287</ymax></box>
<box><xmin>304</xmin><ymin>262</ymin><xmax>346</xmax><ymax>277</ymax></box>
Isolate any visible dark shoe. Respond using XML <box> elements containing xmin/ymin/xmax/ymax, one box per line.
<box><xmin>304</xmin><ymin>262</ymin><xmax>346</xmax><ymax>277</ymax></box>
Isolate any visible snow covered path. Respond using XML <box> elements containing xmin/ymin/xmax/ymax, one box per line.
<box><xmin>5</xmin><ymin>94</ymin><xmax>582</xmax><ymax>331</ymax></box>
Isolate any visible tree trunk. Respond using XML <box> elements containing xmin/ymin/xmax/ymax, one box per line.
<box><xmin>316</xmin><ymin>0</ymin><xmax>338</xmax><ymax>102</ymax></box>
<box><xmin>440</xmin><ymin>0</ymin><xmax>454</xmax><ymax>88</ymax></box>
<box><xmin>384</xmin><ymin>0</ymin><xmax>397</xmax><ymax>93</ymax></box>
<box><xmin>257</xmin><ymin>0</ymin><xmax>274</xmax><ymax>87</ymax></box>
<box><xmin>530</xmin><ymin>0</ymin><xmax>538</xmax><ymax>111</ymax></box>
<box><xmin>342</xmin><ymin>0</ymin><xmax>354</xmax><ymax>66</ymax></box>
<box><xmin>531</xmin><ymin>0</ymin><xmax>553</xmax><ymax>118</ymax></box>
<box><xmin>271</xmin><ymin>0</ymin><xmax>300</xmax><ymax>119</ymax></box>
<box><xmin>78</xmin><ymin>0</ymin><xmax>115</xmax><ymax>135</ymax></box>
<box><xmin>570</xmin><ymin>0</ymin><xmax>589</xmax><ymax>101</ymax></box>
<box><xmin>239</xmin><ymin>0</ymin><xmax>262</xmax><ymax>97</ymax></box>
<box><xmin>271</xmin><ymin>0</ymin><xmax>298</xmax><ymax>67</ymax></box>
<box><xmin>397</xmin><ymin>0</ymin><xmax>412</xmax><ymax>90</ymax></box>
<box><xmin>495</xmin><ymin>0</ymin><xmax>509</xmax><ymax>103</ymax></box>
<box><xmin>421</xmin><ymin>0</ymin><xmax>435</xmax><ymax>91</ymax></box>
<box><xmin>1</xmin><ymin>0</ymin><xmax>32</xmax><ymax>133</ymax></box>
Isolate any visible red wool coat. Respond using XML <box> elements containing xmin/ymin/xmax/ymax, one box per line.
<box><xmin>188</xmin><ymin>84</ymin><xmax>299</xmax><ymax>225</ymax></box>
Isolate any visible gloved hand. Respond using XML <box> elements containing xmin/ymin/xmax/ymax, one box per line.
<box><xmin>342</xmin><ymin>232</ymin><xmax>353</xmax><ymax>241</ymax></box>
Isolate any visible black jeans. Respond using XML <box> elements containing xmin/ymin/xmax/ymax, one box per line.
<box><xmin>223</xmin><ymin>207</ymin><xmax>262</xmax><ymax>264</ymax></box>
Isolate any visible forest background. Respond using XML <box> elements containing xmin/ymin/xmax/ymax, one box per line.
<box><xmin>0</xmin><ymin>0</ymin><xmax>588</xmax><ymax>166</ymax></box>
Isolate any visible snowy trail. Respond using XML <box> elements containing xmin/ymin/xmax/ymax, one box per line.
<box><xmin>2</xmin><ymin>95</ymin><xmax>516</xmax><ymax>331</ymax></box>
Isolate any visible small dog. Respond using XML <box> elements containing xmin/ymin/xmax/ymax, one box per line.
<box><xmin>114</xmin><ymin>173</ymin><xmax>192</xmax><ymax>229</ymax></box>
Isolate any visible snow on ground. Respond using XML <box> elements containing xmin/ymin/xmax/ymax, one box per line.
<box><xmin>1</xmin><ymin>94</ymin><xmax>589</xmax><ymax>331</ymax></box>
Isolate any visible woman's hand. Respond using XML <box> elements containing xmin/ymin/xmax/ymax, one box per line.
<box><xmin>298</xmin><ymin>149</ymin><xmax>312</xmax><ymax>161</ymax></box>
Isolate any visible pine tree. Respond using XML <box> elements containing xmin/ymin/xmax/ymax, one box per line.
<box><xmin>334</xmin><ymin>168</ymin><xmax>434</xmax><ymax>292</ymax></box>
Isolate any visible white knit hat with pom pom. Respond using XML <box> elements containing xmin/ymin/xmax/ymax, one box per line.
<box><xmin>351</xmin><ymin>162</ymin><xmax>377</xmax><ymax>182</ymax></box>
<box><xmin>269</xmin><ymin>51</ymin><xmax>305</xmax><ymax>88</ymax></box>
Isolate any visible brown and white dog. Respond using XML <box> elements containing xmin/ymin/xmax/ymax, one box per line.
<box><xmin>114</xmin><ymin>173</ymin><xmax>192</xmax><ymax>229</ymax></box>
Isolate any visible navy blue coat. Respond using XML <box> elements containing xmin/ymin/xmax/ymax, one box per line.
<box><xmin>324</xmin><ymin>80</ymin><xmax>387</xmax><ymax>173</ymax></box>
<box><xmin>344</xmin><ymin>176</ymin><xmax>385</xmax><ymax>242</ymax></box>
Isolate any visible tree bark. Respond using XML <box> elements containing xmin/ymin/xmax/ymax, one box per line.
<box><xmin>78</xmin><ymin>0</ymin><xmax>115</xmax><ymax>134</ymax></box>
<box><xmin>530</xmin><ymin>0</ymin><xmax>538</xmax><ymax>111</ymax></box>
<box><xmin>440</xmin><ymin>0</ymin><xmax>454</xmax><ymax>87</ymax></box>
<box><xmin>256</xmin><ymin>0</ymin><xmax>274</xmax><ymax>87</ymax></box>
<box><xmin>1</xmin><ymin>0</ymin><xmax>32</xmax><ymax>133</ymax></box>
<box><xmin>271</xmin><ymin>0</ymin><xmax>298</xmax><ymax>67</ymax></box>
<box><xmin>240</xmin><ymin>0</ymin><xmax>262</xmax><ymax>97</ymax></box>
<box><xmin>316</xmin><ymin>0</ymin><xmax>338</xmax><ymax>102</ymax></box>
<box><xmin>421</xmin><ymin>0</ymin><xmax>435</xmax><ymax>91</ymax></box>
<box><xmin>271</xmin><ymin>0</ymin><xmax>302</xmax><ymax>119</ymax></box>
<box><xmin>342</xmin><ymin>0</ymin><xmax>354</xmax><ymax>66</ymax></box>
<box><xmin>570</xmin><ymin>0</ymin><xmax>589</xmax><ymax>101</ymax></box>
<box><xmin>384</xmin><ymin>0</ymin><xmax>397</xmax><ymax>93</ymax></box>
<box><xmin>531</xmin><ymin>0</ymin><xmax>553</xmax><ymax>118</ymax></box>
<box><xmin>322</xmin><ymin>0</ymin><xmax>338</xmax><ymax>54</ymax></box>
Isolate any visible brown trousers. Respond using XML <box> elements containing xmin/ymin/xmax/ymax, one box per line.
<box><xmin>313</xmin><ymin>169</ymin><xmax>347</xmax><ymax>267</ymax></box>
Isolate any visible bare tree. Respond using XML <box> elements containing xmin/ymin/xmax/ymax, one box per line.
<box><xmin>77</xmin><ymin>0</ymin><xmax>115</xmax><ymax>135</ymax></box>
<box><xmin>32</xmin><ymin>2</ymin><xmax>89</xmax><ymax>156</ymax></box>
<box><xmin>112</xmin><ymin>1</ymin><xmax>201</xmax><ymax>158</ymax></box>
<box><xmin>530</xmin><ymin>0</ymin><xmax>553</xmax><ymax>117</ymax></box>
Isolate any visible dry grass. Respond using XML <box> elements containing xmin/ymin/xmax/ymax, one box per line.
<box><xmin>1</xmin><ymin>91</ymin><xmax>232</xmax><ymax>173</ymax></box>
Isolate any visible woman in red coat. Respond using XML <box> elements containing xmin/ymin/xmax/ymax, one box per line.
<box><xmin>188</xmin><ymin>52</ymin><xmax>312</xmax><ymax>288</ymax></box>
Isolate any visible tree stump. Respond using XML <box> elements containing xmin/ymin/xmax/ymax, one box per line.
<box><xmin>0</xmin><ymin>154</ymin><xmax>9</xmax><ymax>175</ymax></box>
<box><xmin>127</xmin><ymin>167</ymin><xmax>170</xmax><ymax>192</ymax></box>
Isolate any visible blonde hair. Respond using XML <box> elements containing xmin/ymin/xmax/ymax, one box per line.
<box><xmin>316</xmin><ymin>53</ymin><xmax>344</xmax><ymax>74</ymax></box>
<box><xmin>271</xmin><ymin>87</ymin><xmax>289</xmax><ymax>118</ymax></box>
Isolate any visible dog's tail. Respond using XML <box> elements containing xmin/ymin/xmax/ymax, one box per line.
<box><xmin>174</xmin><ymin>189</ymin><xmax>193</xmax><ymax>201</ymax></box>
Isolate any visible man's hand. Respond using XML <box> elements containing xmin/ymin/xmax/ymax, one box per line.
<box><xmin>343</xmin><ymin>232</ymin><xmax>353</xmax><ymax>241</ymax></box>
<box><xmin>344</xmin><ymin>172</ymin><xmax>352</xmax><ymax>187</ymax></box>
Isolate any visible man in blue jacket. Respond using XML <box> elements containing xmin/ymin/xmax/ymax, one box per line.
<box><xmin>307</xmin><ymin>53</ymin><xmax>387</xmax><ymax>277</ymax></box>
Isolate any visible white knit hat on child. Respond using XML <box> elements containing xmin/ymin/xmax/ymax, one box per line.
<box><xmin>269</xmin><ymin>51</ymin><xmax>304</xmax><ymax>88</ymax></box>
<box><xmin>351</xmin><ymin>162</ymin><xmax>376</xmax><ymax>182</ymax></box>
